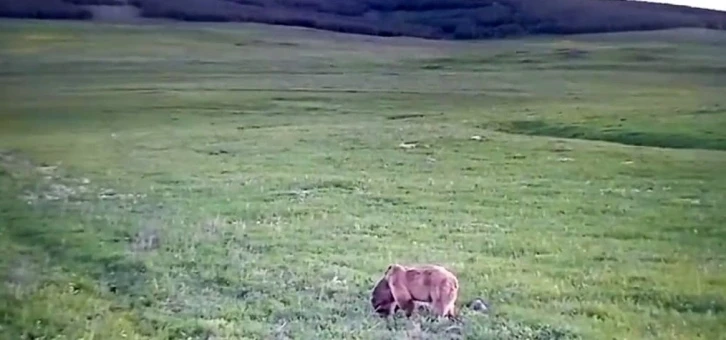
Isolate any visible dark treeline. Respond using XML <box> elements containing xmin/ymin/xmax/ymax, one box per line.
<box><xmin>63</xmin><ymin>0</ymin><xmax>128</xmax><ymax>5</ymax></box>
<box><xmin>1</xmin><ymin>0</ymin><xmax>725</xmax><ymax>39</ymax></box>
<box><xmin>0</xmin><ymin>0</ymin><xmax>91</xmax><ymax>20</ymax></box>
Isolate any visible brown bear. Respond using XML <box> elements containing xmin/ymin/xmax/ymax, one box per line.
<box><xmin>372</xmin><ymin>263</ymin><xmax>459</xmax><ymax>319</ymax></box>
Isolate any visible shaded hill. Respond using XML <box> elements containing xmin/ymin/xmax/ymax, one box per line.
<box><xmin>1</xmin><ymin>0</ymin><xmax>725</xmax><ymax>39</ymax></box>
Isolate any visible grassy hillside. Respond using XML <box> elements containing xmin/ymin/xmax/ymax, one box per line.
<box><xmin>1</xmin><ymin>20</ymin><xmax>726</xmax><ymax>339</ymax></box>
<box><xmin>1</xmin><ymin>0</ymin><xmax>726</xmax><ymax>39</ymax></box>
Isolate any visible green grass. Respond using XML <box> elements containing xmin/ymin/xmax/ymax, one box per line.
<box><xmin>1</xmin><ymin>19</ymin><xmax>725</xmax><ymax>339</ymax></box>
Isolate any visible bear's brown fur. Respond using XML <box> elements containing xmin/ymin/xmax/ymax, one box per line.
<box><xmin>379</xmin><ymin>263</ymin><xmax>459</xmax><ymax>318</ymax></box>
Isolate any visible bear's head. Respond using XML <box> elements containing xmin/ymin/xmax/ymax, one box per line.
<box><xmin>370</xmin><ymin>277</ymin><xmax>397</xmax><ymax>317</ymax></box>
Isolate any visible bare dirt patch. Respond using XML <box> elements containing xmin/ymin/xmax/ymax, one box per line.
<box><xmin>0</xmin><ymin>150</ymin><xmax>144</xmax><ymax>206</ymax></box>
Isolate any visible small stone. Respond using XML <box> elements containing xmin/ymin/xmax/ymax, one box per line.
<box><xmin>469</xmin><ymin>298</ymin><xmax>489</xmax><ymax>313</ymax></box>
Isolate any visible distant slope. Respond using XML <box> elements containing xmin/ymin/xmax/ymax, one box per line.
<box><xmin>1</xmin><ymin>0</ymin><xmax>725</xmax><ymax>39</ymax></box>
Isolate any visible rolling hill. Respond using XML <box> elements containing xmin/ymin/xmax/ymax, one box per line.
<box><xmin>1</xmin><ymin>0</ymin><xmax>725</xmax><ymax>40</ymax></box>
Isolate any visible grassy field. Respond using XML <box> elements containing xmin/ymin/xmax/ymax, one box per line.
<box><xmin>1</xmin><ymin>19</ymin><xmax>725</xmax><ymax>340</ymax></box>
